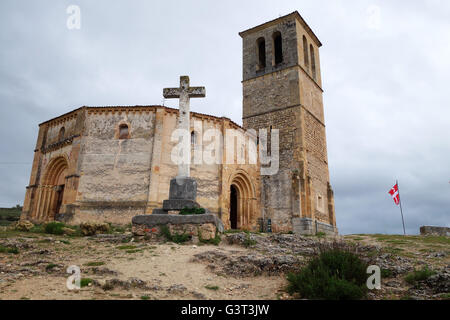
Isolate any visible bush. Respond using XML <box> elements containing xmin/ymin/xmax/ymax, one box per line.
<box><xmin>179</xmin><ymin>207</ymin><xmax>206</xmax><ymax>215</ymax></box>
<box><xmin>316</xmin><ymin>232</ymin><xmax>326</xmax><ymax>238</ymax></box>
<box><xmin>0</xmin><ymin>245</ymin><xmax>19</xmax><ymax>254</ymax></box>
<box><xmin>45</xmin><ymin>263</ymin><xmax>58</xmax><ymax>272</ymax></box>
<box><xmin>160</xmin><ymin>225</ymin><xmax>191</xmax><ymax>244</ymax></box>
<box><xmin>243</xmin><ymin>233</ymin><xmax>257</xmax><ymax>248</ymax></box>
<box><xmin>84</xmin><ymin>261</ymin><xmax>105</xmax><ymax>267</ymax></box>
<box><xmin>80</xmin><ymin>278</ymin><xmax>93</xmax><ymax>288</ymax></box>
<box><xmin>44</xmin><ymin>222</ymin><xmax>65</xmax><ymax>235</ymax></box>
<box><xmin>287</xmin><ymin>249</ymin><xmax>368</xmax><ymax>300</ymax></box>
<box><xmin>205</xmin><ymin>285</ymin><xmax>219</xmax><ymax>291</ymax></box>
<box><xmin>381</xmin><ymin>268</ymin><xmax>393</xmax><ymax>278</ymax></box>
<box><xmin>405</xmin><ymin>266</ymin><xmax>436</xmax><ymax>285</ymax></box>
<box><xmin>29</xmin><ymin>224</ymin><xmax>45</xmax><ymax>234</ymax></box>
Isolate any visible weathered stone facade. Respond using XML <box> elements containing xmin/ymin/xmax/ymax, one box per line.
<box><xmin>22</xmin><ymin>11</ymin><xmax>337</xmax><ymax>235</ymax></box>
<box><xmin>240</xmin><ymin>11</ymin><xmax>337</xmax><ymax>234</ymax></box>
<box><xmin>22</xmin><ymin>106</ymin><xmax>261</xmax><ymax>231</ymax></box>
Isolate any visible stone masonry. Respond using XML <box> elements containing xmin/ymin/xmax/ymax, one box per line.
<box><xmin>240</xmin><ymin>12</ymin><xmax>337</xmax><ymax>234</ymax></box>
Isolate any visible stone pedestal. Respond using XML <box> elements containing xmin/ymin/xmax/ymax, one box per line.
<box><xmin>169</xmin><ymin>177</ymin><xmax>197</xmax><ymax>200</ymax></box>
<box><xmin>152</xmin><ymin>177</ymin><xmax>200</xmax><ymax>214</ymax></box>
<box><xmin>292</xmin><ymin>217</ymin><xmax>338</xmax><ymax>236</ymax></box>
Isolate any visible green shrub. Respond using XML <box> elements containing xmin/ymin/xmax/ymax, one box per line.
<box><xmin>45</xmin><ymin>263</ymin><xmax>58</xmax><ymax>272</ymax></box>
<box><xmin>80</xmin><ymin>278</ymin><xmax>93</xmax><ymax>288</ymax></box>
<box><xmin>316</xmin><ymin>232</ymin><xmax>326</xmax><ymax>238</ymax></box>
<box><xmin>199</xmin><ymin>231</ymin><xmax>221</xmax><ymax>246</ymax></box>
<box><xmin>141</xmin><ymin>295</ymin><xmax>150</xmax><ymax>300</ymax></box>
<box><xmin>287</xmin><ymin>249</ymin><xmax>368</xmax><ymax>300</ymax></box>
<box><xmin>118</xmin><ymin>245</ymin><xmax>137</xmax><ymax>250</ymax></box>
<box><xmin>179</xmin><ymin>207</ymin><xmax>206</xmax><ymax>215</ymax></box>
<box><xmin>0</xmin><ymin>245</ymin><xmax>19</xmax><ymax>254</ymax></box>
<box><xmin>170</xmin><ymin>233</ymin><xmax>191</xmax><ymax>244</ymax></box>
<box><xmin>405</xmin><ymin>266</ymin><xmax>436</xmax><ymax>285</ymax></box>
<box><xmin>440</xmin><ymin>293</ymin><xmax>450</xmax><ymax>300</ymax></box>
<box><xmin>44</xmin><ymin>222</ymin><xmax>65</xmax><ymax>235</ymax></box>
<box><xmin>381</xmin><ymin>268</ymin><xmax>393</xmax><ymax>278</ymax></box>
<box><xmin>84</xmin><ymin>261</ymin><xmax>105</xmax><ymax>267</ymax></box>
<box><xmin>243</xmin><ymin>233</ymin><xmax>257</xmax><ymax>248</ymax></box>
<box><xmin>160</xmin><ymin>225</ymin><xmax>191</xmax><ymax>244</ymax></box>
<box><xmin>29</xmin><ymin>224</ymin><xmax>45</xmax><ymax>234</ymax></box>
<box><xmin>205</xmin><ymin>285</ymin><xmax>219</xmax><ymax>291</ymax></box>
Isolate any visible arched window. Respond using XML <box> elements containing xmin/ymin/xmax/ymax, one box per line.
<box><xmin>303</xmin><ymin>36</ymin><xmax>309</xmax><ymax>69</ymax></box>
<box><xmin>310</xmin><ymin>44</ymin><xmax>316</xmax><ymax>80</ymax></box>
<box><xmin>273</xmin><ymin>32</ymin><xmax>283</xmax><ymax>65</ymax></box>
<box><xmin>58</xmin><ymin>127</ymin><xmax>65</xmax><ymax>141</ymax></box>
<box><xmin>191</xmin><ymin>131</ymin><xmax>197</xmax><ymax>145</ymax></box>
<box><xmin>256</xmin><ymin>37</ymin><xmax>266</xmax><ymax>70</ymax></box>
<box><xmin>119</xmin><ymin>124</ymin><xmax>129</xmax><ymax>139</ymax></box>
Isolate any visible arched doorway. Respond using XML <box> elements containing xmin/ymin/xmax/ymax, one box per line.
<box><xmin>35</xmin><ymin>156</ymin><xmax>68</xmax><ymax>221</ymax></box>
<box><xmin>228</xmin><ymin>171</ymin><xmax>256</xmax><ymax>230</ymax></box>
<box><xmin>230</xmin><ymin>185</ymin><xmax>238</xmax><ymax>229</ymax></box>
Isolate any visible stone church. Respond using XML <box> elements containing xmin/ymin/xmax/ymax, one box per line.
<box><xmin>21</xmin><ymin>11</ymin><xmax>338</xmax><ymax>235</ymax></box>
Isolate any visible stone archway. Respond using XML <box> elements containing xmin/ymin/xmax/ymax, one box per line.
<box><xmin>229</xmin><ymin>171</ymin><xmax>256</xmax><ymax>230</ymax></box>
<box><xmin>34</xmin><ymin>156</ymin><xmax>68</xmax><ymax>221</ymax></box>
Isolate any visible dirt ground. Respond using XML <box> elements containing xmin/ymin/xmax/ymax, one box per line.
<box><xmin>0</xmin><ymin>232</ymin><xmax>285</xmax><ymax>300</ymax></box>
<box><xmin>0</xmin><ymin>228</ymin><xmax>449</xmax><ymax>300</ymax></box>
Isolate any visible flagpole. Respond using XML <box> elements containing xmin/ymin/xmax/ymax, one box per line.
<box><xmin>397</xmin><ymin>180</ymin><xmax>406</xmax><ymax>236</ymax></box>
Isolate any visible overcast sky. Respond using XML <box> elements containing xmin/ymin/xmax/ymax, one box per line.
<box><xmin>0</xmin><ymin>0</ymin><xmax>448</xmax><ymax>234</ymax></box>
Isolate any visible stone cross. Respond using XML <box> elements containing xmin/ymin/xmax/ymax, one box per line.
<box><xmin>163</xmin><ymin>76</ymin><xmax>206</xmax><ymax>178</ymax></box>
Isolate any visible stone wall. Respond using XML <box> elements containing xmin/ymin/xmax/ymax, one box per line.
<box><xmin>75</xmin><ymin>109</ymin><xmax>155</xmax><ymax>223</ymax></box>
<box><xmin>420</xmin><ymin>226</ymin><xmax>450</xmax><ymax>237</ymax></box>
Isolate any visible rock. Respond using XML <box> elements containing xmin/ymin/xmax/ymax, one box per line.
<box><xmin>93</xmin><ymin>233</ymin><xmax>133</xmax><ymax>243</ymax></box>
<box><xmin>199</xmin><ymin>224</ymin><xmax>216</xmax><ymax>240</ymax></box>
<box><xmin>101</xmin><ymin>277</ymin><xmax>149</xmax><ymax>291</ymax></box>
<box><xmin>192</xmin><ymin>250</ymin><xmax>302</xmax><ymax>276</ymax></box>
<box><xmin>88</xmin><ymin>267</ymin><xmax>118</xmax><ymax>276</ymax></box>
<box><xmin>424</xmin><ymin>268</ymin><xmax>450</xmax><ymax>294</ymax></box>
<box><xmin>62</xmin><ymin>227</ymin><xmax>76</xmax><ymax>235</ymax></box>
<box><xmin>191</xmin><ymin>291</ymin><xmax>206</xmax><ymax>299</ymax></box>
<box><xmin>14</xmin><ymin>220</ymin><xmax>34</xmax><ymax>232</ymax></box>
<box><xmin>167</xmin><ymin>284</ymin><xmax>187</xmax><ymax>295</ymax></box>
<box><xmin>102</xmin><ymin>279</ymin><xmax>130</xmax><ymax>291</ymax></box>
<box><xmin>80</xmin><ymin>222</ymin><xmax>110</xmax><ymax>236</ymax></box>
<box><xmin>426</xmin><ymin>252</ymin><xmax>446</xmax><ymax>259</ymax></box>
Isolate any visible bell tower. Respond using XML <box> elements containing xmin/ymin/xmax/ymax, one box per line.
<box><xmin>240</xmin><ymin>11</ymin><xmax>337</xmax><ymax>234</ymax></box>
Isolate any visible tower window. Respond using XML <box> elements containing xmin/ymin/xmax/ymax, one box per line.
<box><xmin>303</xmin><ymin>36</ymin><xmax>309</xmax><ymax>69</ymax></box>
<box><xmin>256</xmin><ymin>37</ymin><xmax>266</xmax><ymax>70</ymax></box>
<box><xmin>58</xmin><ymin>127</ymin><xmax>65</xmax><ymax>141</ymax></box>
<box><xmin>310</xmin><ymin>44</ymin><xmax>317</xmax><ymax>80</ymax></box>
<box><xmin>119</xmin><ymin>124</ymin><xmax>129</xmax><ymax>139</ymax></box>
<box><xmin>273</xmin><ymin>32</ymin><xmax>283</xmax><ymax>65</ymax></box>
<box><xmin>191</xmin><ymin>131</ymin><xmax>197</xmax><ymax>145</ymax></box>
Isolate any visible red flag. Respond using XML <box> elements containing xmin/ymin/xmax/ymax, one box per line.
<box><xmin>388</xmin><ymin>183</ymin><xmax>400</xmax><ymax>205</ymax></box>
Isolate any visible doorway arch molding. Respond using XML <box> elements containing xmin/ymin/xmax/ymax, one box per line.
<box><xmin>227</xmin><ymin>169</ymin><xmax>257</xmax><ymax>230</ymax></box>
<box><xmin>35</xmin><ymin>155</ymin><xmax>69</xmax><ymax>221</ymax></box>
